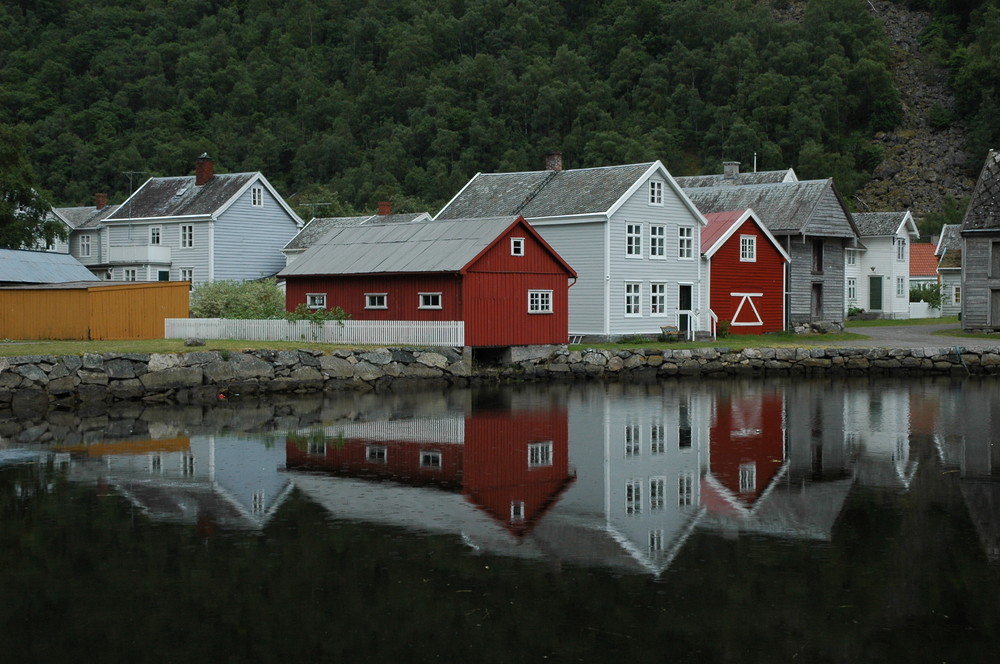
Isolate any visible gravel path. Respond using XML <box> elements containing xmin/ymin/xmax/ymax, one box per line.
<box><xmin>829</xmin><ymin>323</ymin><xmax>1000</xmax><ymax>349</ymax></box>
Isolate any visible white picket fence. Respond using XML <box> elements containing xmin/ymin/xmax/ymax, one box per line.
<box><xmin>165</xmin><ymin>318</ymin><xmax>465</xmax><ymax>346</ymax></box>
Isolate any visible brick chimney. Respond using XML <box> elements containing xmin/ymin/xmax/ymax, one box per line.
<box><xmin>723</xmin><ymin>161</ymin><xmax>740</xmax><ymax>179</ymax></box>
<box><xmin>544</xmin><ymin>151</ymin><xmax>563</xmax><ymax>172</ymax></box>
<box><xmin>377</xmin><ymin>201</ymin><xmax>392</xmax><ymax>215</ymax></box>
<box><xmin>195</xmin><ymin>153</ymin><xmax>214</xmax><ymax>186</ymax></box>
<box><xmin>95</xmin><ymin>193</ymin><xmax>108</xmax><ymax>210</ymax></box>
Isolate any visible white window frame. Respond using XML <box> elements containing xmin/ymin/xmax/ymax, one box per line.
<box><xmin>896</xmin><ymin>277</ymin><xmax>905</xmax><ymax>298</ymax></box>
<box><xmin>678</xmin><ymin>226</ymin><xmax>693</xmax><ymax>259</ymax></box>
<box><xmin>124</xmin><ymin>268</ymin><xmax>137</xmax><ymax>281</ymax></box>
<box><xmin>847</xmin><ymin>250</ymin><xmax>857</xmax><ymax>266</ymax></box>
<box><xmin>366</xmin><ymin>445</ymin><xmax>387</xmax><ymax>464</ymax></box>
<box><xmin>650</xmin><ymin>282</ymin><xmax>667</xmax><ymax>317</ymax></box>
<box><xmin>528</xmin><ymin>441</ymin><xmax>553</xmax><ymax>467</ymax></box>
<box><xmin>650</xmin><ymin>420</ymin><xmax>665</xmax><ymax>454</ymax></box>
<box><xmin>740</xmin><ymin>235</ymin><xmax>756</xmax><ymax>261</ymax></box>
<box><xmin>678</xmin><ymin>472</ymin><xmax>693</xmax><ymax>506</ymax></box>
<box><xmin>510</xmin><ymin>237</ymin><xmax>524</xmax><ymax>256</ymax></box>
<box><xmin>648</xmin><ymin>180</ymin><xmax>663</xmax><ymax>205</ymax></box>
<box><xmin>80</xmin><ymin>234</ymin><xmax>92</xmax><ymax>258</ymax></box>
<box><xmin>418</xmin><ymin>292</ymin><xmax>442</xmax><ymax>309</ymax></box>
<box><xmin>626</xmin><ymin>479</ymin><xmax>642</xmax><ymax>515</ymax></box>
<box><xmin>954</xmin><ymin>285</ymin><xmax>962</xmax><ymax>304</ymax></box>
<box><xmin>510</xmin><ymin>501</ymin><xmax>525</xmax><ymax>522</ymax></box>
<box><xmin>420</xmin><ymin>450</ymin><xmax>442</xmax><ymax>469</ymax></box>
<box><xmin>650</xmin><ymin>476</ymin><xmax>666</xmax><ymax>511</ymax></box>
<box><xmin>306</xmin><ymin>293</ymin><xmax>327</xmax><ymax>309</ymax></box>
<box><xmin>528</xmin><ymin>289</ymin><xmax>553</xmax><ymax>314</ymax></box>
<box><xmin>649</xmin><ymin>225</ymin><xmax>665</xmax><ymax>258</ymax></box>
<box><xmin>625</xmin><ymin>282</ymin><xmax>641</xmax><ymax>317</ymax></box>
<box><xmin>625</xmin><ymin>420</ymin><xmax>640</xmax><ymax>457</ymax></box>
<box><xmin>181</xmin><ymin>224</ymin><xmax>194</xmax><ymax>248</ymax></box>
<box><xmin>847</xmin><ymin>277</ymin><xmax>857</xmax><ymax>301</ymax></box>
<box><xmin>626</xmin><ymin>223</ymin><xmax>642</xmax><ymax>258</ymax></box>
<box><xmin>251</xmin><ymin>185</ymin><xmax>264</xmax><ymax>207</ymax></box>
<box><xmin>307</xmin><ymin>441</ymin><xmax>326</xmax><ymax>456</ymax></box>
<box><xmin>897</xmin><ymin>238</ymin><xmax>906</xmax><ymax>261</ymax></box>
<box><xmin>739</xmin><ymin>462</ymin><xmax>757</xmax><ymax>493</ymax></box>
<box><xmin>365</xmin><ymin>293</ymin><xmax>388</xmax><ymax>309</ymax></box>
<box><xmin>149</xmin><ymin>226</ymin><xmax>162</xmax><ymax>245</ymax></box>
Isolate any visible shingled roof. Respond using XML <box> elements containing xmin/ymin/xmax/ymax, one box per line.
<box><xmin>961</xmin><ymin>150</ymin><xmax>1000</xmax><ymax>231</ymax></box>
<box><xmin>54</xmin><ymin>203</ymin><xmax>121</xmax><ymax>230</ymax></box>
<box><xmin>436</xmin><ymin>163</ymin><xmax>658</xmax><ymax>220</ymax></box>
<box><xmin>105</xmin><ymin>173</ymin><xmax>259</xmax><ymax>220</ymax></box>
<box><xmin>853</xmin><ymin>211</ymin><xmax>915</xmax><ymax>237</ymax></box>
<box><xmin>681</xmin><ymin>180</ymin><xmax>858</xmax><ymax>237</ymax></box>
<box><xmin>674</xmin><ymin>168</ymin><xmax>797</xmax><ymax>188</ymax></box>
<box><xmin>936</xmin><ymin>224</ymin><xmax>961</xmax><ymax>255</ymax></box>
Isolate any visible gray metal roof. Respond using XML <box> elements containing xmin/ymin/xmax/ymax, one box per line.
<box><xmin>54</xmin><ymin>204</ymin><xmax>121</xmax><ymax>230</ymax></box>
<box><xmin>852</xmin><ymin>212</ymin><xmax>909</xmax><ymax>237</ymax></box>
<box><xmin>436</xmin><ymin>163</ymin><xmax>655</xmax><ymax>220</ymax></box>
<box><xmin>0</xmin><ymin>249</ymin><xmax>100</xmax><ymax>284</ymax></box>
<box><xmin>961</xmin><ymin>150</ymin><xmax>1000</xmax><ymax>231</ymax></box>
<box><xmin>284</xmin><ymin>212</ymin><xmax>432</xmax><ymax>251</ymax></box>
<box><xmin>681</xmin><ymin>180</ymin><xmax>854</xmax><ymax>236</ymax></box>
<box><xmin>674</xmin><ymin>169</ymin><xmax>797</xmax><ymax>188</ymax></box>
<box><xmin>279</xmin><ymin>216</ymin><xmax>523</xmax><ymax>277</ymax></box>
<box><xmin>105</xmin><ymin>173</ymin><xmax>258</xmax><ymax>220</ymax></box>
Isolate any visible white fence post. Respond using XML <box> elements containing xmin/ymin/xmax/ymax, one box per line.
<box><xmin>164</xmin><ymin>319</ymin><xmax>465</xmax><ymax>346</ymax></box>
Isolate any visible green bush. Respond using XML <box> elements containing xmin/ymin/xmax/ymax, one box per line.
<box><xmin>284</xmin><ymin>303</ymin><xmax>351</xmax><ymax>325</ymax></box>
<box><xmin>910</xmin><ymin>283</ymin><xmax>943</xmax><ymax>308</ymax></box>
<box><xmin>189</xmin><ymin>278</ymin><xmax>285</xmax><ymax>319</ymax></box>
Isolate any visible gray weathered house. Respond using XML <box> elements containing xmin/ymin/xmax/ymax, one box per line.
<box><xmin>678</xmin><ymin>178</ymin><xmax>859</xmax><ymax>327</ymax></box>
<box><xmin>936</xmin><ymin>223</ymin><xmax>963</xmax><ymax>317</ymax></box>
<box><xmin>959</xmin><ymin>150</ymin><xmax>1000</xmax><ymax>330</ymax></box>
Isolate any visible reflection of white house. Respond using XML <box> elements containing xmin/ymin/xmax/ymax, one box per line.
<box><xmin>847</xmin><ymin>212</ymin><xmax>919</xmax><ymax>318</ymax></box>
<box><xmin>67</xmin><ymin>434</ymin><xmax>291</xmax><ymax>529</ymax></box>
<box><xmin>844</xmin><ymin>385</ymin><xmax>916</xmax><ymax>489</ymax></box>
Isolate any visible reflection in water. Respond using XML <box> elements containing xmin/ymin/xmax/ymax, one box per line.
<box><xmin>3</xmin><ymin>377</ymin><xmax>1000</xmax><ymax>661</ymax></box>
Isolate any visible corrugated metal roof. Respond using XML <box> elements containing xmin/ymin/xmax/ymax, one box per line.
<box><xmin>436</xmin><ymin>163</ymin><xmax>655</xmax><ymax>220</ymax></box>
<box><xmin>284</xmin><ymin>212</ymin><xmax>431</xmax><ymax>251</ymax></box>
<box><xmin>682</xmin><ymin>180</ymin><xmax>843</xmax><ymax>234</ymax></box>
<box><xmin>105</xmin><ymin>173</ymin><xmax>257</xmax><ymax>220</ymax></box>
<box><xmin>909</xmin><ymin>243</ymin><xmax>939</xmax><ymax>277</ymax></box>
<box><xmin>0</xmin><ymin>249</ymin><xmax>100</xmax><ymax>284</ymax></box>
<box><xmin>279</xmin><ymin>216</ymin><xmax>521</xmax><ymax>277</ymax></box>
<box><xmin>853</xmin><ymin>212</ymin><xmax>908</xmax><ymax>236</ymax></box>
<box><xmin>961</xmin><ymin>150</ymin><xmax>1000</xmax><ymax>231</ymax></box>
<box><xmin>675</xmin><ymin>168</ymin><xmax>797</xmax><ymax>188</ymax></box>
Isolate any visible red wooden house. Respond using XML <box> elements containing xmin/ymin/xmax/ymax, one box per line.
<box><xmin>278</xmin><ymin>215</ymin><xmax>576</xmax><ymax>347</ymax></box>
<box><xmin>701</xmin><ymin>209</ymin><xmax>789</xmax><ymax>334</ymax></box>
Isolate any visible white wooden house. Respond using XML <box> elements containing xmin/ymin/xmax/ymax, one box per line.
<box><xmin>847</xmin><ymin>211</ymin><xmax>919</xmax><ymax>319</ymax></box>
<box><xmin>937</xmin><ymin>224</ymin><xmax>963</xmax><ymax>318</ymax></box>
<box><xmin>436</xmin><ymin>155</ymin><xmax>710</xmax><ymax>341</ymax></box>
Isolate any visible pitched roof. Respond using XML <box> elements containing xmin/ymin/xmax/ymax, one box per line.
<box><xmin>105</xmin><ymin>171</ymin><xmax>275</xmax><ymax>221</ymax></box>
<box><xmin>700</xmin><ymin>209</ymin><xmax>790</xmax><ymax>261</ymax></box>
<box><xmin>54</xmin><ymin>204</ymin><xmax>121</xmax><ymax>230</ymax></box>
<box><xmin>0</xmin><ymin>249</ymin><xmax>99</xmax><ymax>284</ymax></box>
<box><xmin>284</xmin><ymin>212</ymin><xmax>431</xmax><ymax>251</ymax></box>
<box><xmin>674</xmin><ymin>168</ymin><xmax>798</xmax><ymax>188</ymax></box>
<box><xmin>853</xmin><ymin>211</ymin><xmax>917</xmax><ymax>238</ymax></box>
<box><xmin>961</xmin><ymin>150</ymin><xmax>1000</xmax><ymax>231</ymax></box>
<box><xmin>936</xmin><ymin>224</ymin><xmax>961</xmax><ymax>255</ymax></box>
<box><xmin>279</xmin><ymin>216</ymin><xmax>574</xmax><ymax>277</ymax></box>
<box><xmin>436</xmin><ymin>163</ymin><xmax>660</xmax><ymax>219</ymax></box>
<box><xmin>681</xmin><ymin>180</ymin><xmax>857</xmax><ymax>237</ymax></box>
<box><xmin>909</xmin><ymin>243</ymin><xmax>939</xmax><ymax>277</ymax></box>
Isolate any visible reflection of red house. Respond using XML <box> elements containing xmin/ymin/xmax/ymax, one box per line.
<box><xmin>702</xmin><ymin>209</ymin><xmax>788</xmax><ymax>334</ymax></box>
<box><xmin>703</xmin><ymin>390</ymin><xmax>786</xmax><ymax>514</ymax></box>
<box><xmin>279</xmin><ymin>215</ymin><xmax>577</xmax><ymax>347</ymax></box>
<box><xmin>285</xmin><ymin>407</ymin><xmax>575</xmax><ymax>535</ymax></box>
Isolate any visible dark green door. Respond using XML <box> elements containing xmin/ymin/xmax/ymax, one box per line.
<box><xmin>869</xmin><ymin>275</ymin><xmax>883</xmax><ymax>311</ymax></box>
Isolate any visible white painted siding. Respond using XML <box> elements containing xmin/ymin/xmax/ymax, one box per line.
<box><xmin>848</xmin><ymin>235</ymin><xmax>911</xmax><ymax>318</ymax></box>
<box><xmin>532</xmin><ymin>221</ymin><xmax>606</xmax><ymax>335</ymax></box>
<box><xmin>215</xmin><ymin>184</ymin><xmax>300</xmax><ymax>281</ymax></box>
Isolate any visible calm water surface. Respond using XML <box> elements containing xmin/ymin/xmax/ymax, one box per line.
<box><xmin>2</xmin><ymin>376</ymin><xmax>999</xmax><ymax>662</ymax></box>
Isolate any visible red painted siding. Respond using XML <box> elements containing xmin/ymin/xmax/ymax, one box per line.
<box><xmin>285</xmin><ymin>437</ymin><xmax>465</xmax><ymax>488</ymax></box>
<box><xmin>286</xmin><ymin>274</ymin><xmax>462</xmax><ymax>321</ymax></box>
<box><xmin>709</xmin><ymin>220</ymin><xmax>785</xmax><ymax>334</ymax></box>
<box><xmin>709</xmin><ymin>390</ymin><xmax>785</xmax><ymax>506</ymax></box>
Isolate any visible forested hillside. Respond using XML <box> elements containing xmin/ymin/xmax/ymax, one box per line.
<box><xmin>1</xmin><ymin>0</ymin><xmax>996</xmax><ymax>220</ymax></box>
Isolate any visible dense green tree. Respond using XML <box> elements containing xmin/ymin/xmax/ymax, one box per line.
<box><xmin>0</xmin><ymin>124</ymin><xmax>64</xmax><ymax>249</ymax></box>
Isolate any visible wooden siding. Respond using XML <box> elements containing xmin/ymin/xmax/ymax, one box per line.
<box><xmin>708</xmin><ymin>220</ymin><xmax>785</xmax><ymax>334</ymax></box>
<box><xmin>961</xmin><ymin>235</ymin><xmax>1000</xmax><ymax>328</ymax></box>
<box><xmin>286</xmin><ymin>274</ymin><xmax>462</xmax><ymax>321</ymax></box>
<box><xmin>783</xmin><ymin>235</ymin><xmax>847</xmax><ymax>325</ymax></box>
<box><xmin>532</xmin><ymin>221</ymin><xmax>605</xmax><ymax>335</ymax></box>
<box><xmin>0</xmin><ymin>282</ymin><xmax>189</xmax><ymax>340</ymax></box>
<box><xmin>215</xmin><ymin>185</ymin><xmax>300</xmax><ymax>281</ymax></box>
<box><xmin>845</xmin><ymin>236</ymin><xmax>911</xmax><ymax>318</ymax></box>
<box><xmin>463</xmin><ymin>272</ymin><xmax>570</xmax><ymax>346</ymax></box>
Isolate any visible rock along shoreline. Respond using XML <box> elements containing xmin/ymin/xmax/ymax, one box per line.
<box><xmin>1</xmin><ymin>344</ymin><xmax>999</xmax><ymax>408</ymax></box>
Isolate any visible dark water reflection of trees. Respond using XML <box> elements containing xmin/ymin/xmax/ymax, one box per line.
<box><xmin>2</xmin><ymin>377</ymin><xmax>999</xmax><ymax>663</ymax></box>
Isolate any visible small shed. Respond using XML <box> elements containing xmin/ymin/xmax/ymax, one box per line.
<box><xmin>0</xmin><ymin>281</ymin><xmax>190</xmax><ymax>340</ymax></box>
<box><xmin>278</xmin><ymin>216</ymin><xmax>577</xmax><ymax>348</ymax></box>
<box><xmin>701</xmin><ymin>209</ymin><xmax>789</xmax><ymax>334</ymax></box>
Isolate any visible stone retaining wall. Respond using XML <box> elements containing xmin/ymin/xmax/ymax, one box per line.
<box><xmin>1</xmin><ymin>345</ymin><xmax>998</xmax><ymax>406</ymax></box>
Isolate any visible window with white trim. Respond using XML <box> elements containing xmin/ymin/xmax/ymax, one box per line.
<box><xmin>124</xmin><ymin>268</ymin><xmax>137</xmax><ymax>281</ymax></box>
<box><xmin>366</xmin><ymin>445</ymin><xmax>387</xmax><ymax>463</ymax></box>
<box><xmin>847</xmin><ymin>250</ymin><xmax>857</xmax><ymax>266</ymax></box>
<box><xmin>252</xmin><ymin>490</ymin><xmax>265</xmax><ymax>514</ymax></box>
<box><xmin>897</xmin><ymin>238</ymin><xmax>906</xmax><ymax>261</ymax></box>
<box><xmin>739</xmin><ymin>462</ymin><xmax>756</xmax><ymax>493</ymax></box>
<box><xmin>625</xmin><ymin>282</ymin><xmax>641</xmax><ymax>316</ymax></box>
<box><xmin>649</xmin><ymin>529</ymin><xmax>664</xmax><ymax>553</ymax></box>
<box><xmin>740</xmin><ymin>235</ymin><xmax>756</xmax><ymax>261</ymax></box>
<box><xmin>528</xmin><ymin>290</ymin><xmax>552</xmax><ymax>313</ymax></box>
<box><xmin>625</xmin><ymin>420</ymin><xmax>640</xmax><ymax>457</ymax></box>
<box><xmin>150</xmin><ymin>226</ymin><xmax>161</xmax><ymax>245</ymax></box>
<box><xmin>181</xmin><ymin>224</ymin><xmax>194</xmax><ymax>248</ymax></box>
<box><xmin>649</xmin><ymin>180</ymin><xmax>663</xmax><ymax>205</ymax></box>
<box><xmin>365</xmin><ymin>293</ymin><xmax>387</xmax><ymax>309</ymax></box>
<box><xmin>419</xmin><ymin>292</ymin><xmax>442</xmax><ymax>309</ymax></box>
<box><xmin>650</xmin><ymin>476</ymin><xmax>666</xmax><ymax>510</ymax></box>
<box><xmin>251</xmin><ymin>186</ymin><xmax>264</xmax><ymax>207</ymax></box>
<box><xmin>420</xmin><ymin>450</ymin><xmax>442</xmax><ymax>469</ymax></box>
<box><xmin>307</xmin><ymin>293</ymin><xmax>327</xmax><ymax>309</ymax></box>
<box><xmin>678</xmin><ymin>472</ymin><xmax>693</xmax><ymax>506</ymax></box>
<box><xmin>650</xmin><ymin>282</ymin><xmax>666</xmax><ymax>316</ymax></box>
<box><xmin>511</xmin><ymin>237</ymin><xmax>524</xmax><ymax>256</ymax></box>
<box><xmin>896</xmin><ymin>277</ymin><xmax>905</xmax><ymax>297</ymax></box>
<box><xmin>626</xmin><ymin>223</ymin><xmax>642</xmax><ymax>257</ymax></box>
<box><xmin>528</xmin><ymin>441</ymin><xmax>553</xmax><ymax>467</ymax></box>
<box><xmin>626</xmin><ymin>479</ymin><xmax>642</xmax><ymax>515</ymax></box>
<box><xmin>650</xmin><ymin>420</ymin><xmax>665</xmax><ymax>454</ymax></box>
<box><xmin>650</xmin><ymin>225</ymin><xmax>665</xmax><ymax>258</ymax></box>
<box><xmin>307</xmin><ymin>441</ymin><xmax>326</xmax><ymax>456</ymax></box>
<box><xmin>847</xmin><ymin>278</ymin><xmax>857</xmax><ymax>301</ymax></box>
<box><xmin>510</xmin><ymin>501</ymin><xmax>525</xmax><ymax>522</ymax></box>
<box><xmin>80</xmin><ymin>234</ymin><xmax>92</xmax><ymax>258</ymax></box>
<box><xmin>954</xmin><ymin>285</ymin><xmax>961</xmax><ymax>304</ymax></box>
<box><xmin>182</xmin><ymin>453</ymin><xmax>195</xmax><ymax>477</ymax></box>
<box><xmin>678</xmin><ymin>226</ymin><xmax>693</xmax><ymax>259</ymax></box>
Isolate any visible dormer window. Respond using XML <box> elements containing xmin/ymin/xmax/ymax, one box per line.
<box><xmin>511</xmin><ymin>237</ymin><xmax>524</xmax><ymax>256</ymax></box>
<box><xmin>649</xmin><ymin>180</ymin><xmax>663</xmax><ymax>205</ymax></box>
<box><xmin>251</xmin><ymin>186</ymin><xmax>263</xmax><ymax>207</ymax></box>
